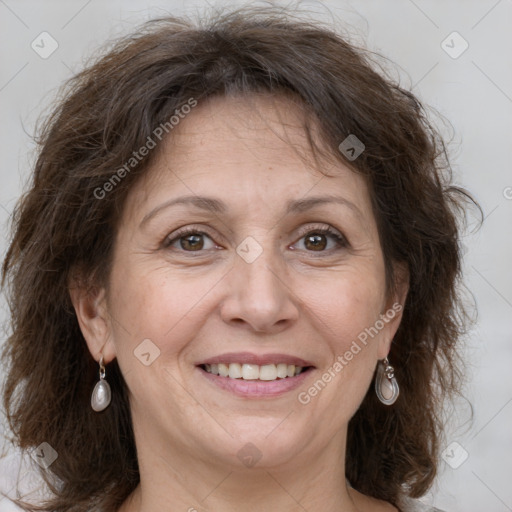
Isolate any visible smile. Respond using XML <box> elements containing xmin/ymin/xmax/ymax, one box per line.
<box><xmin>201</xmin><ymin>362</ymin><xmax>309</xmax><ymax>381</ymax></box>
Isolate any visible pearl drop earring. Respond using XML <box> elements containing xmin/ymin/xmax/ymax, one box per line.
<box><xmin>375</xmin><ymin>357</ymin><xmax>399</xmax><ymax>405</ymax></box>
<box><xmin>91</xmin><ymin>355</ymin><xmax>112</xmax><ymax>412</ymax></box>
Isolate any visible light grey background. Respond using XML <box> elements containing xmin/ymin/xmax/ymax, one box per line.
<box><xmin>0</xmin><ymin>1</ymin><xmax>511</xmax><ymax>511</ymax></box>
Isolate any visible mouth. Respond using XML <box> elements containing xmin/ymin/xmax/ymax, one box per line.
<box><xmin>196</xmin><ymin>352</ymin><xmax>315</xmax><ymax>398</ymax></box>
<box><xmin>199</xmin><ymin>362</ymin><xmax>313</xmax><ymax>381</ymax></box>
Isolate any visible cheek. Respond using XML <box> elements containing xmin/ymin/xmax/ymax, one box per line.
<box><xmin>107</xmin><ymin>258</ymin><xmax>221</xmax><ymax>365</ymax></box>
<box><xmin>307</xmin><ymin>265</ymin><xmax>386</xmax><ymax>350</ymax></box>
<box><xmin>297</xmin><ymin>265</ymin><xmax>386</xmax><ymax>408</ymax></box>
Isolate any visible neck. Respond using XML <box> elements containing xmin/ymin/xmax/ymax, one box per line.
<box><xmin>118</xmin><ymin>425</ymin><xmax>360</xmax><ymax>512</ymax></box>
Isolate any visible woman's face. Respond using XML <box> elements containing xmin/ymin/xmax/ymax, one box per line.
<box><xmin>81</xmin><ymin>94</ymin><xmax>405</xmax><ymax>472</ymax></box>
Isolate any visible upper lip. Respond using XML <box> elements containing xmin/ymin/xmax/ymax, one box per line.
<box><xmin>198</xmin><ymin>352</ymin><xmax>315</xmax><ymax>367</ymax></box>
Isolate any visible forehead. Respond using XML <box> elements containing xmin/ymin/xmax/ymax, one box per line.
<box><xmin>123</xmin><ymin>93</ymin><xmax>374</xmax><ymax>226</ymax></box>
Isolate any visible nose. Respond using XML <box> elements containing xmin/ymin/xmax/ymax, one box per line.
<box><xmin>219</xmin><ymin>248</ymin><xmax>300</xmax><ymax>334</ymax></box>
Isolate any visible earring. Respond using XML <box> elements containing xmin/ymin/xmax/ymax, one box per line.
<box><xmin>375</xmin><ymin>357</ymin><xmax>399</xmax><ymax>405</ymax></box>
<box><xmin>91</xmin><ymin>355</ymin><xmax>112</xmax><ymax>412</ymax></box>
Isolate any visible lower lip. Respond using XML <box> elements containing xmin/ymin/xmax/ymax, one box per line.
<box><xmin>197</xmin><ymin>366</ymin><xmax>313</xmax><ymax>398</ymax></box>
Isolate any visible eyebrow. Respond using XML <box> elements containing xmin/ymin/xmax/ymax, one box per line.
<box><xmin>140</xmin><ymin>194</ymin><xmax>363</xmax><ymax>227</ymax></box>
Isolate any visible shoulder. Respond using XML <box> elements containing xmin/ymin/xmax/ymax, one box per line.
<box><xmin>346</xmin><ymin>482</ymin><xmax>446</xmax><ymax>512</ymax></box>
<box><xmin>347</xmin><ymin>485</ymin><xmax>399</xmax><ymax>511</ymax></box>
<box><xmin>398</xmin><ymin>496</ymin><xmax>447</xmax><ymax>512</ymax></box>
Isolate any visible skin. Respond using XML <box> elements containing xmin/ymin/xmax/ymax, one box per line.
<box><xmin>71</xmin><ymin>93</ymin><xmax>408</xmax><ymax>512</ymax></box>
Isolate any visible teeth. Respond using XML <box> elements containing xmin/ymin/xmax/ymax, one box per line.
<box><xmin>228</xmin><ymin>363</ymin><xmax>242</xmax><ymax>379</ymax></box>
<box><xmin>242</xmin><ymin>364</ymin><xmax>259</xmax><ymax>380</ymax></box>
<box><xmin>259</xmin><ymin>364</ymin><xmax>277</xmax><ymax>381</ymax></box>
<box><xmin>277</xmin><ymin>363</ymin><xmax>288</xmax><ymax>378</ymax></box>
<box><xmin>203</xmin><ymin>363</ymin><xmax>307</xmax><ymax>381</ymax></box>
<box><xmin>218</xmin><ymin>363</ymin><xmax>229</xmax><ymax>377</ymax></box>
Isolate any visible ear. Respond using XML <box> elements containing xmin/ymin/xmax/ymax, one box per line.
<box><xmin>377</xmin><ymin>261</ymin><xmax>409</xmax><ymax>360</ymax></box>
<box><xmin>68</xmin><ymin>273</ymin><xmax>117</xmax><ymax>364</ymax></box>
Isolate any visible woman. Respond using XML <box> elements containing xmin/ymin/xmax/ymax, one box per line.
<box><xmin>1</xmin><ymin>5</ymin><xmax>476</xmax><ymax>512</ymax></box>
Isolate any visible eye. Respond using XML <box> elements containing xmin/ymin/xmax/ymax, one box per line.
<box><xmin>162</xmin><ymin>225</ymin><xmax>347</xmax><ymax>254</ymax></box>
<box><xmin>163</xmin><ymin>228</ymin><xmax>218</xmax><ymax>252</ymax></box>
<box><xmin>293</xmin><ymin>226</ymin><xmax>348</xmax><ymax>252</ymax></box>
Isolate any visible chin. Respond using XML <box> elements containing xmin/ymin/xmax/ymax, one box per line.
<box><xmin>210</xmin><ymin>419</ymin><xmax>313</xmax><ymax>470</ymax></box>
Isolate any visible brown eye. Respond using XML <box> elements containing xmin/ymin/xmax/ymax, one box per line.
<box><xmin>180</xmin><ymin>234</ymin><xmax>204</xmax><ymax>251</ymax></box>
<box><xmin>304</xmin><ymin>233</ymin><xmax>327</xmax><ymax>251</ymax></box>
<box><xmin>294</xmin><ymin>227</ymin><xmax>347</xmax><ymax>253</ymax></box>
<box><xmin>164</xmin><ymin>230</ymin><xmax>217</xmax><ymax>252</ymax></box>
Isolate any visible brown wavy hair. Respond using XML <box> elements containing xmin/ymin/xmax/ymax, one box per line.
<box><xmin>1</xmin><ymin>4</ymin><xmax>477</xmax><ymax>511</ymax></box>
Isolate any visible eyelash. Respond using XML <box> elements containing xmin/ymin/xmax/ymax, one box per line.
<box><xmin>295</xmin><ymin>225</ymin><xmax>348</xmax><ymax>253</ymax></box>
<box><xmin>162</xmin><ymin>224</ymin><xmax>348</xmax><ymax>254</ymax></box>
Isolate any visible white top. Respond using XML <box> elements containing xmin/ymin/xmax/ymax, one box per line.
<box><xmin>345</xmin><ymin>480</ymin><xmax>445</xmax><ymax>512</ymax></box>
<box><xmin>399</xmin><ymin>495</ymin><xmax>445</xmax><ymax>512</ymax></box>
